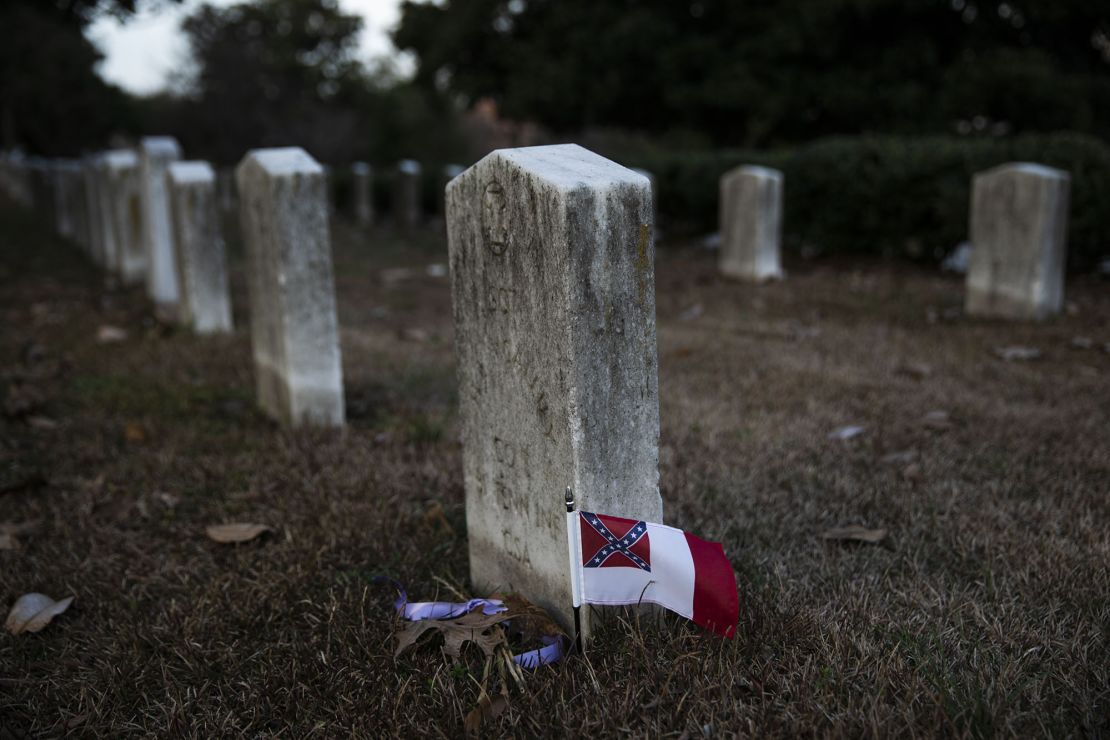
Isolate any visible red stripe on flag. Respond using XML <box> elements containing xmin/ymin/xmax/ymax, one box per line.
<box><xmin>684</xmin><ymin>532</ymin><xmax>738</xmax><ymax>639</ymax></box>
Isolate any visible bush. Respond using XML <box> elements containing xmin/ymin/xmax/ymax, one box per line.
<box><xmin>629</xmin><ymin>133</ymin><xmax>1110</xmax><ymax>269</ymax></box>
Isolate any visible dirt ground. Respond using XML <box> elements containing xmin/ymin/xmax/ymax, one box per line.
<box><xmin>2</xmin><ymin>198</ymin><xmax>1108</xmax><ymax>737</ymax></box>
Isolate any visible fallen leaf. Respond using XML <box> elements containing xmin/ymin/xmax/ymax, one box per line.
<box><xmin>154</xmin><ymin>491</ymin><xmax>180</xmax><ymax>508</ymax></box>
<box><xmin>821</xmin><ymin>526</ymin><xmax>888</xmax><ymax>544</ymax></box>
<box><xmin>381</xmin><ymin>267</ymin><xmax>415</xmax><ymax>285</ymax></box>
<box><xmin>6</xmin><ymin>593</ymin><xmax>74</xmax><ymax>635</ymax></box>
<box><xmin>900</xmin><ymin>462</ymin><xmax>924</xmax><ymax>481</ymax></box>
<box><xmin>124</xmin><ymin>421</ymin><xmax>146</xmax><ymax>443</ymax></box>
<box><xmin>1070</xmin><ymin>336</ymin><xmax>1094</xmax><ymax>350</ymax></box>
<box><xmin>678</xmin><ymin>304</ymin><xmax>704</xmax><ymax>321</ymax></box>
<box><xmin>422</xmin><ymin>502</ymin><xmax>454</xmax><ymax>536</ymax></box>
<box><xmin>881</xmin><ymin>450</ymin><xmax>917</xmax><ymax>464</ymax></box>
<box><xmin>205</xmin><ymin>523</ymin><xmax>273</xmax><ymax>544</ymax></box>
<box><xmin>828</xmin><ymin>425</ymin><xmax>866</xmax><ymax>441</ymax></box>
<box><xmin>395</xmin><ymin>606</ymin><xmax>512</xmax><ymax>658</ymax></box>
<box><xmin>464</xmin><ymin>692</ymin><xmax>509</xmax><ymax>733</ymax></box>
<box><xmin>96</xmin><ymin>325</ymin><xmax>127</xmax><ymax>343</ymax></box>
<box><xmin>921</xmin><ymin>410</ymin><xmax>952</xmax><ymax>431</ymax></box>
<box><xmin>0</xmin><ymin>532</ymin><xmax>16</xmax><ymax>551</ymax></box>
<box><xmin>399</xmin><ymin>327</ymin><xmax>430</xmax><ymax>342</ymax></box>
<box><xmin>896</xmin><ymin>362</ymin><xmax>933</xmax><ymax>379</ymax></box>
<box><xmin>994</xmin><ymin>346</ymin><xmax>1041</xmax><ymax>362</ymax></box>
<box><xmin>26</xmin><ymin>415</ymin><xmax>58</xmax><ymax>430</ymax></box>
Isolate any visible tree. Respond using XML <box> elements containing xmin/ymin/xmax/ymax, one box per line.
<box><xmin>174</xmin><ymin>0</ymin><xmax>465</xmax><ymax>167</ymax></box>
<box><xmin>393</xmin><ymin>0</ymin><xmax>1110</xmax><ymax>147</ymax></box>
<box><xmin>0</xmin><ymin>0</ymin><xmax>174</xmax><ymax>154</ymax></box>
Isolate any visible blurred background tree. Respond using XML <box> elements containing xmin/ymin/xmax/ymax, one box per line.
<box><xmin>394</xmin><ymin>0</ymin><xmax>1110</xmax><ymax>147</ymax></box>
<box><xmin>0</xmin><ymin>0</ymin><xmax>169</xmax><ymax>154</ymax></box>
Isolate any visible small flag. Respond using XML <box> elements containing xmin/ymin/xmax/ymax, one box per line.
<box><xmin>567</xmin><ymin>511</ymin><xmax>738</xmax><ymax>638</ymax></box>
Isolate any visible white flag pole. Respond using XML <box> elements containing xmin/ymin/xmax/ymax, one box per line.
<box><xmin>564</xmin><ymin>486</ymin><xmax>583</xmax><ymax>654</ymax></box>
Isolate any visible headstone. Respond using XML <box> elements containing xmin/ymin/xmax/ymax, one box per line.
<box><xmin>81</xmin><ymin>156</ymin><xmax>105</xmax><ymax>264</ymax></box>
<box><xmin>446</xmin><ymin>143</ymin><xmax>662</xmax><ymax>632</ymax></box>
<box><xmin>167</xmin><ymin>161</ymin><xmax>232</xmax><ymax>334</ymax></box>
<box><xmin>236</xmin><ymin>147</ymin><xmax>345</xmax><ymax>427</ymax></box>
<box><xmin>61</xmin><ymin>161</ymin><xmax>90</xmax><ymax>250</ymax></box>
<box><xmin>51</xmin><ymin>161</ymin><xmax>77</xmax><ymax>239</ymax></box>
<box><xmin>138</xmin><ymin>136</ymin><xmax>183</xmax><ymax>311</ymax></box>
<box><xmin>966</xmin><ymin>162</ymin><xmax>1070</xmax><ymax>320</ymax></box>
<box><xmin>395</xmin><ymin>159</ymin><xmax>422</xmax><ymax>229</ymax></box>
<box><xmin>352</xmin><ymin>162</ymin><xmax>373</xmax><ymax>226</ymax></box>
<box><xmin>103</xmin><ymin>149</ymin><xmax>146</xmax><ymax>284</ymax></box>
<box><xmin>718</xmin><ymin>165</ymin><xmax>784</xmax><ymax>282</ymax></box>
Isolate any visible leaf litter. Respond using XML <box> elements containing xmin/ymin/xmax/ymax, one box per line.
<box><xmin>6</xmin><ymin>593</ymin><xmax>74</xmax><ymax>635</ymax></box>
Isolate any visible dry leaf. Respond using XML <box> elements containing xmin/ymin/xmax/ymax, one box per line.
<box><xmin>26</xmin><ymin>415</ymin><xmax>58</xmax><ymax>430</ymax></box>
<box><xmin>464</xmin><ymin>692</ymin><xmax>509</xmax><ymax>733</ymax></box>
<box><xmin>1070</xmin><ymin>336</ymin><xmax>1094</xmax><ymax>350</ymax></box>
<box><xmin>422</xmin><ymin>502</ymin><xmax>454</xmax><ymax>536</ymax></box>
<box><xmin>994</xmin><ymin>346</ymin><xmax>1041</xmax><ymax>362</ymax></box>
<box><xmin>398</xmin><ymin>327</ymin><xmax>430</xmax><ymax>342</ymax></box>
<box><xmin>881</xmin><ymin>450</ymin><xmax>917</xmax><ymax>464</ymax></box>
<box><xmin>394</xmin><ymin>606</ymin><xmax>512</xmax><ymax>658</ymax></box>
<box><xmin>205</xmin><ymin>523</ymin><xmax>273</xmax><ymax>544</ymax></box>
<box><xmin>678</xmin><ymin>304</ymin><xmax>704</xmax><ymax>322</ymax></box>
<box><xmin>124</xmin><ymin>421</ymin><xmax>146</xmax><ymax>443</ymax></box>
<box><xmin>828</xmin><ymin>425</ymin><xmax>865</xmax><ymax>440</ymax></box>
<box><xmin>6</xmin><ymin>593</ymin><xmax>74</xmax><ymax>635</ymax></box>
<box><xmin>821</xmin><ymin>526</ymin><xmax>888</xmax><ymax>544</ymax></box>
<box><xmin>96</xmin><ymin>325</ymin><xmax>127</xmax><ymax>343</ymax></box>
<box><xmin>0</xmin><ymin>532</ymin><xmax>17</xmax><ymax>551</ymax></box>
<box><xmin>921</xmin><ymin>410</ymin><xmax>952</xmax><ymax>431</ymax></box>
<box><xmin>896</xmin><ymin>362</ymin><xmax>933</xmax><ymax>379</ymax></box>
<box><xmin>381</xmin><ymin>267</ymin><xmax>415</xmax><ymax>284</ymax></box>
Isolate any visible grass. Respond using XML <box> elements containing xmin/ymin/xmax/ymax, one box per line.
<box><xmin>1</xmin><ymin>200</ymin><xmax>1108</xmax><ymax>737</ymax></box>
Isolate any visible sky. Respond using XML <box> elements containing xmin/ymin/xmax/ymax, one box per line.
<box><xmin>86</xmin><ymin>0</ymin><xmax>408</xmax><ymax>95</ymax></box>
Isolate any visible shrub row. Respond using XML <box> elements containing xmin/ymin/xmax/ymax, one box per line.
<box><xmin>630</xmin><ymin>133</ymin><xmax>1110</xmax><ymax>269</ymax></box>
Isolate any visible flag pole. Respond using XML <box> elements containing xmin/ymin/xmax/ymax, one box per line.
<box><xmin>564</xmin><ymin>485</ymin><xmax>583</xmax><ymax>655</ymax></box>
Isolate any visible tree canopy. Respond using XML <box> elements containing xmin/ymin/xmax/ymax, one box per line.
<box><xmin>394</xmin><ymin>0</ymin><xmax>1110</xmax><ymax>146</ymax></box>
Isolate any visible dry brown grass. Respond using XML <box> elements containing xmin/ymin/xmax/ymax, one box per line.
<box><xmin>1</xmin><ymin>200</ymin><xmax>1108</xmax><ymax>737</ymax></box>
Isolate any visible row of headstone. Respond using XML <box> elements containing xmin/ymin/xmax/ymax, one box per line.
<box><xmin>716</xmin><ymin>161</ymin><xmax>1072</xmax><ymax>319</ymax></box>
<box><xmin>0</xmin><ymin>140</ymin><xmax>233</xmax><ymax>334</ymax></box>
<box><xmin>334</xmin><ymin>160</ymin><xmax>467</xmax><ymax>229</ymax></box>
<box><xmin>2</xmin><ymin>142</ymin><xmax>661</xmax><ymax>633</ymax></box>
<box><xmin>0</xmin><ymin>141</ymin><xmax>1076</xmax><ymax>633</ymax></box>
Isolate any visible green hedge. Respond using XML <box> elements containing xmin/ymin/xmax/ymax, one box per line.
<box><xmin>630</xmin><ymin>133</ymin><xmax>1110</xmax><ymax>269</ymax></box>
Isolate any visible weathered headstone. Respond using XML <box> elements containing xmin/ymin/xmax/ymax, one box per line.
<box><xmin>139</xmin><ymin>136</ymin><xmax>183</xmax><ymax>311</ymax></box>
<box><xmin>103</xmin><ymin>149</ymin><xmax>146</xmax><ymax>284</ymax></box>
<box><xmin>395</xmin><ymin>159</ymin><xmax>422</xmax><ymax>229</ymax></box>
<box><xmin>966</xmin><ymin>162</ymin><xmax>1070</xmax><ymax>320</ymax></box>
<box><xmin>51</xmin><ymin>161</ymin><xmax>77</xmax><ymax>239</ymax></box>
<box><xmin>236</xmin><ymin>147</ymin><xmax>345</xmax><ymax>426</ymax></box>
<box><xmin>82</xmin><ymin>155</ymin><xmax>106</xmax><ymax>265</ymax></box>
<box><xmin>352</xmin><ymin>162</ymin><xmax>373</xmax><ymax>226</ymax></box>
<box><xmin>446</xmin><ymin>144</ymin><xmax>662</xmax><ymax>632</ymax></box>
<box><xmin>168</xmin><ymin>161</ymin><xmax>232</xmax><ymax>334</ymax></box>
<box><xmin>719</xmin><ymin>165</ymin><xmax>784</xmax><ymax>281</ymax></box>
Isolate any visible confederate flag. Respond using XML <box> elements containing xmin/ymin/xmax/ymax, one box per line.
<box><xmin>569</xmin><ymin>511</ymin><xmax>739</xmax><ymax>638</ymax></box>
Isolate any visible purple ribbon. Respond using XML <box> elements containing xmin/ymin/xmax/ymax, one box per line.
<box><xmin>374</xmin><ymin>577</ymin><xmax>567</xmax><ymax>668</ymax></box>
